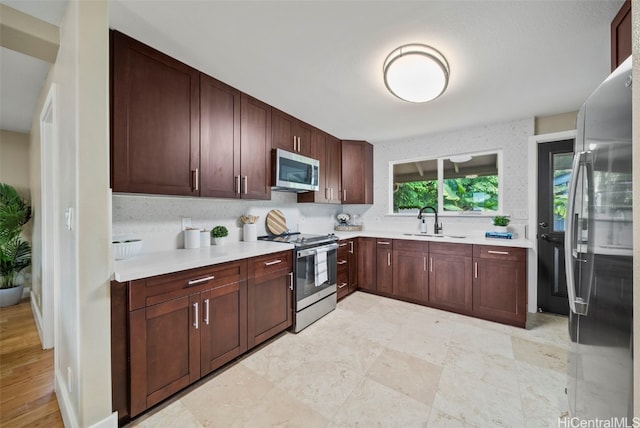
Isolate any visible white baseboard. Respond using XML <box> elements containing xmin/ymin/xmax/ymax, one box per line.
<box><xmin>29</xmin><ymin>291</ymin><xmax>46</xmax><ymax>349</ymax></box>
<box><xmin>88</xmin><ymin>412</ymin><xmax>118</xmax><ymax>428</ymax></box>
<box><xmin>55</xmin><ymin>369</ymin><xmax>79</xmax><ymax>428</ymax></box>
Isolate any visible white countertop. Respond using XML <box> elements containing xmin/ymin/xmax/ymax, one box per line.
<box><xmin>113</xmin><ymin>230</ymin><xmax>532</xmax><ymax>282</ymax></box>
<box><xmin>332</xmin><ymin>230</ymin><xmax>533</xmax><ymax>249</ymax></box>
<box><xmin>113</xmin><ymin>241</ymin><xmax>294</xmax><ymax>282</ymax></box>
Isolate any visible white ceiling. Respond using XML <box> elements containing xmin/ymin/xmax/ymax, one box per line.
<box><xmin>1</xmin><ymin>1</ymin><xmax>624</xmax><ymax>143</ymax></box>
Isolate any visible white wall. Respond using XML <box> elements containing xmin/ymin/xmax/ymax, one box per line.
<box><xmin>0</xmin><ymin>130</ymin><xmax>30</xmax><ymax>193</ymax></box>
<box><xmin>347</xmin><ymin>117</ymin><xmax>535</xmax><ymax>236</ymax></box>
<box><xmin>28</xmin><ymin>1</ymin><xmax>112</xmax><ymax>427</ymax></box>
<box><xmin>113</xmin><ymin>192</ymin><xmax>342</xmax><ymax>252</ymax></box>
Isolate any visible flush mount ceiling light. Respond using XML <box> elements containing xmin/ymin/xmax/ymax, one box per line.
<box><xmin>383</xmin><ymin>44</ymin><xmax>450</xmax><ymax>103</ymax></box>
<box><xmin>449</xmin><ymin>154</ymin><xmax>472</xmax><ymax>163</ymax></box>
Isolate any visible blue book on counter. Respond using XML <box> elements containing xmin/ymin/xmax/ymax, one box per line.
<box><xmin>485</xmin><ymin>231</ymin><xmax>513</xmax><ymax>239</ymax></box>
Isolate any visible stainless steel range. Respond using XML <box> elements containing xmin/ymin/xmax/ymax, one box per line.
<box><xmin>259</xmin><ymin>232</ymin><xmax>338</xmax><ymax>332</ymax></box>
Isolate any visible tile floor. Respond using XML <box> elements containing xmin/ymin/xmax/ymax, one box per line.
<box><xmin>129</xmin><ymin>291</ymin><xmax>570</xmax><ymax>428</ymax></box>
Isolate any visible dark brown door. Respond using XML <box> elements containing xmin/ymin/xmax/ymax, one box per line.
<box><xmin>376</xmin><ymin>240</ymin><xmax>393</xmax><ymax>294</ymax></box>
<box><xmin>200</xmin><ymin>281</ymin><xmax>247</xmax><ymax>375</ymax></box>
<box><xmin>537</xmin><ymin>139</ymin><xmax>573</xmax><ymax>315</ymax></box>
<box><xmin>357</xmin><ymin>238</ymin><xmax>376</xmax><ymax>291</ymax></box>
<box><xmin>428</xmin><ymin>253</ymin><xmax>472</xmax><ymax>313</ymax></box>
<box><xmin>341</xmin><ymin>140</ymin><xmax>366</xmax><ymax>204</ymax></box>
<box><xmin>248</xmin><ymin>271</ymin><xmax>292</xmax><ymax>348</ymax></box>
<box><xmin>111</xmin><ymin>31</ymin><xmax>200</xmax><ymax>196</ymax></box>
<box><xmin>325</xmin><ymin>135</ymin><xmax>342</xmax><ymax>204</ymax></box>
<box><xmin>271</xmin><ymin>109</ymin><xmax>297</xmax><ymax>153</ymax></box>
<box><xmin>240</xmin><ymin>94</ymin><xmax>271</xmax><ymax>200</ymax></box>
<box><xmin>295</xmin><ymin>121</ymin><xmax>313</xmax><ymax>157</ymax></box>
<box><xmin>200</xmin><ymin>74</ymin><xmax>241</xmax><ymax>198</ymax></box>
<box><xmin>393</xmin><ymin>250</ymin><xmax>427</xmax><ymax>302</ymax></box>
<box><xmin>129</xmin><ymin>294</ymin><xmax>200</xmax><ymax>416</ymax></box>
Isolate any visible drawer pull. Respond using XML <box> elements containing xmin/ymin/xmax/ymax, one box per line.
<box><xmin>204</xmin><ymin>299</ymin><xmax>210</xmax><ymax>325</ymax></box>
<box><xmin>337</xmin><ymin>260</ymin><xmax>348</xmax><ymax>265</ymax></box>
<box><xmin>338</xmin><ymin>282</ymin><xmax>348</xmax><ymax>289</ymax></box>
<box><xmin>349</xmin><ymin>241</ymin><xmax>354</xmax><ymax>254</ymax></box>
<box><xmin>188</xmin><ymin>275</ymin><xmax>215</xmax><ymax>286</ymax></box>
<box><xmin>487</xmin><ymin>250</ymin><xmax>509</xmax><ymax>255</ymax></box>
<box><xmin>339</xmin><ymin>243</ymin><xmax>348</xmax><ymax>248</ymax></box>
<box><xmin>264</xmin><ymin>259</ymin><xmax>283</xmax><ymax>266</ymax></box>
<box><xmin>377</xmin><ymin>241</ymin><xmax>391</xmax><ymax>245</ymax></box>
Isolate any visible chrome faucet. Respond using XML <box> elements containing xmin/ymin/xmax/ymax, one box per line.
<box><xmin>418</xmin><ymin>206</ymin><xmax>443</xmax><ymax>234</ymax></box>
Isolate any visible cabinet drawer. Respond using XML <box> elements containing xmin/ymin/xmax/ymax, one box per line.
<box><xmin>430</xmin><ymin>242</ymin><xmax>472</xmax><ymax>257</ymax></box>
<box><xmin>473</xmin><ymin>245</ymin><xmax>526</xmax><ymax>262</ymax></box>
<box><xmin>376</xmin><ymin>239</ymin><xmax>393</xmax><ymax>247</ymax></box>
<box><xmin>393</xmin><ymin>239</ymin><xmax>428</xmax><ymax>253</ymax></box>
<box><xmin>129</xmin><ymin>260</ymin><xmax>246</xmax><ymax>311</ymax></box>
<box><xmin>251</xmin><ymin>250</ymin><xmax>292</xmax><ymax>277</ymax></box>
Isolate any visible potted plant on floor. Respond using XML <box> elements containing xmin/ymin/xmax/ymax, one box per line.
<box><xmin>211</xmin><ymin>225</ymin><xmax>229</xmax><ymax>246</ymax></box>
<box><xmin>492</xmin><ymin>215</ymin><xmax>510</xmax><ymax>233</ymax></box>
<box><xmin>0</xmin><ymin>183</ymin><xmax>32</xmax><ymax>307</ymax></box>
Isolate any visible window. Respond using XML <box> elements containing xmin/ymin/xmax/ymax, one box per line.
<box><xmin>391</xmin><ymin>151</ymin><xmax>502</xmax><ymax>215</ymax></box>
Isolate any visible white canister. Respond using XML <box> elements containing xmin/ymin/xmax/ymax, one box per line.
<box><xmin>200</xmin><ymin>230</ymin><xmax>211</xmax><ymax>247</ymax></box>
<box><xmin>243</xmin><ymin>223</ymin><xmax>257</xmax><ymax>242</ymax></box>
<box><xmin>184</xmin><ymin>229</ymin><xmax>201</xmax><ymax>249</ymax></box>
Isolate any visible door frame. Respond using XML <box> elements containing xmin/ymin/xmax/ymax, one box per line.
<box><xmin>527</xmin><ymin>130</ymin><xmax>576</xmax><ymax>313</ymax></box>
<box><xmin>33</xmin><ymin>83</ymin><xmax>59</xmax><ymax>350</ymax></box>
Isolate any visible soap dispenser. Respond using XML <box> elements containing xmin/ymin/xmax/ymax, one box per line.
<box><xmin>419</xmin><ymin>218</ymin><xmax>428</xmax><ymax>233</ymax></box>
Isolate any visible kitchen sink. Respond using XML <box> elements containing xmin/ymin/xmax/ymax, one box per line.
<box><xmin>402</xmin><ymin>233</ymin><xmax>467</xmax><ymax>239</ymax></box>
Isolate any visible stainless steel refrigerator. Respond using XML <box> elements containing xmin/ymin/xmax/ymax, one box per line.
<box><xmin>565</xmin><ymin>55</ymin><xmax>633</xmax><ymax>419</ymax></box>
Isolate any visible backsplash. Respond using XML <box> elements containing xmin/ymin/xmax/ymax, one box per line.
<box><xmin>112</xmin><ymin>192</ymin><xmax>342</xmax><ymax>253</ymax></box>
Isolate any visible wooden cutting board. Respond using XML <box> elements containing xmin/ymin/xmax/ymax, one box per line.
<box><xmin>266</xmin><ymin>209</ymin><xmax>288</xmax><ymax>235</ymax></box>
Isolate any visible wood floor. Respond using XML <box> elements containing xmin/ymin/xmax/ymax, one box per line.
<box><xmin>0</xmin><ymin>299</ymin><xmax>63</xmax><ymax>427</ymax></box>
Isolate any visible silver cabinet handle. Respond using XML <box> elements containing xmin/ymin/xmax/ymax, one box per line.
<box><xmin>264</xmin><ymin>259</ymin><xmax>282</xmax><ymax>266</ymax></box>
<box><xmin>430</xmin><ymin>257</ymin><xmax>433</xmax><ymax>272</ymax></box>
<box><xmin>474</xmin><ymin>262</ymin><xmax>478</xmax><ymax>279</ymax></box>
<box><xmin>325</xmin><ymin>188</ymin><xmax>329</xmax><ymax>200</ymax></box>
<box><xmin>289</xmin><ymin>272</ymin><xmax>294</xmax><ymax>290</ymax></box>
<box><xmin>487</xmin><ymin>250</ymin><xmax>509</xmax><ymax>255</ymax></box>
<box><xmin>193</xmin><ymin>302</ymin><xmax>199</xmax><ymax>329</ymax></box>
<box><xmin>338</xmin><ymin>282</ymin><xmax>348</xmax><ymax>289</ymax></box>
<box><xmin>204</xmin><ymin>298</ymin><xmax>210</xmax><ymax>325</ymax></box>
<box><xmin>339</xmin><ymin>243</ymin><xmax>348</xmax><ymax>248</ymax></box>
<box><xmin>330</xmin><ymin>188</ymin><xmax>334</xmax><ymax>200</ymax></box>
<box><xmin>293</xmin><ymin>136</ymin><xmax>297</xmax><ymax>151</ymax></box>
<box><xmin>377</xmin><ymin>241</ymin><xmax>391</xmax><ymax>245</ymax></box>
<box><xmin>387</xmin><ymin>252</ymin><xmax>391</xmax><ymax>266</ymax></box>
<box><xmin>338</xmin><ymin>260</ymin><xmax>347</xmax><ymax>265</ymax></box>
<box><xmin>243</xmin><ymin>176</ymin><xmax>248</xmax><ymax>194</ymax></box>
<box><xmin>349</xmin><ymin>241</ymin><xmax>354</xmax><ymax>254</ymax></box>
<box><xmin>235</xmin><ymin>175</ymin><xmax>241</xmax><ymax>194</ymax></box>
<box><xmin>192</xmin><ymin>169</ymin><xmax>199</xmax><ymax>191</ymax></box>
<box><xmin>188</xmin><ymin>275</ymin><xmax>215</xmax><ymax>286</ymax></box>
<box><xmin>343</xmin><ymin>189</ymin><xmax>347</xmax><ymax>202</ymax></box>
<box><xmin>423</xmin><ymin>256</ymin><xmax>426</xmax><ymax>272</ymax></box>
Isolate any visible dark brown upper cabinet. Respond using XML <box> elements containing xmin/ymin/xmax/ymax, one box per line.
<box><xmin>271</xmin><ymin>109</ymin><xmax>313</xmax><ymax>157</ymax></box>
<box><xmin>341</xmin><ymin>140</ymin><xmax>373</xmax><ymax>204</ymax></box>
<box><xmin>111</xmin><ymin>30</ymin><xmax>200</xmax><ymax>196</ymax></box>
<box><xmin>240</xmin><ymin>94</ymin><xmax>272</xmax><ymax>200</ymax></box>
<box><xmin>297</xmin><ymin>130</ymin><xmax>342</xmax><ymax>204</ymax></box>
<box><xmin>611</xmin><ymin>0</ymin><xmax>631</xmax><ymax>71</ymax></box>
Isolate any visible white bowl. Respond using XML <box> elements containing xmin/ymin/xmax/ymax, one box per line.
<box><xmin>112</xmin><ymin>239</ymin><xmax>143</xmax><ymax>260</ymax></box>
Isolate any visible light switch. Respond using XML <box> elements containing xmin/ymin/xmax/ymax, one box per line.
<box><xmin>65</xmin><ymin>208</ymin><xmax>74</xmax><ymax>231</ymax></box>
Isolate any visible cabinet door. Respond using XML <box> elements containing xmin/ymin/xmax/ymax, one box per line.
<box><xmin>325</xmin><ymin>135</ymin><xmax>342</xmax><ymax>204</ymax></box>
<box><xmin>271</xmin><ymin>109</ymin><xmax>297</xmax><ymax>153</ymax></box>
<box><xmin>129</xmin><ymin>294</ymin><xmax>200</xmax><ymax>416</ymax></box>
<box><xmin>200</xmin><ymin>281</ymin><xmax>247</xmax><ymax>376</ymax></box>
<box><xmin>393</xmin><ymin>250</ymin><xmax>427</xmax><ymax>302</ymax></box>
<box><xmin>357</xmin><ymin>238</ymin><xmax>376</xmax><ymax>291</ymax></box>
<box><xmin>428</xmin><ymin>253</ymin><xmax>472</xmax><ymax>313</ymax></box>
<box><xmin>473</xmin><ymin>258</ymin><xmax>526</xmax><ymax>327</ymax></box>
<box><xmin>248</xmin><ymin>270</ymin><xmax>293</xmax><ymax>348</ymax></box>
<box><xmin>240</xmin><ymin>94</ymin><xmax>271</xmax><ymax>200</ymax></box>
<box><xmin>341</xmin><ymin>140</ymin><xmax>373</xmax><ymax>204</ymax></box>
<box><xmin>298</xmin><ymin>130</ymin><xmax>328</xmax><ymax>203</ymax></box>
<box><xmin>111</xmin><ymin>31</ymin><xmax>200</xmax><ymax>196</ymax></box>
<box><xmin>200</xmin><ymin>73</ymin><xmax>241</xmax><ymax>198</ymax></box>
<box><xmin>376</xmin><ymin>240</ymin><xmax>393</xmax><ymax>294</ymax></box>
<box><xmin>337</xmin><ymin>241</ymin><xmax>350</xmax><ymax>300</ymax></box>
<box><xmin>611</xmin><ymin>0</ymin><xmax>631</xmax><ymax>71</ymax></box>
<box><xmin>294</xmin><ymin>121</ymin><xmax>313</xmax><ymax>157</ymax></box>
<box><xmin>347</xmin><ymin>239</ymin><xmax>358</xmax><ymax>291</ymax></box>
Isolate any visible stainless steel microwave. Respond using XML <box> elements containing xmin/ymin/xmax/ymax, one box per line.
<box><xmin>272</xmin><ymin>149</ymin><xmax>320</xmax><ymax>192</ymax></box>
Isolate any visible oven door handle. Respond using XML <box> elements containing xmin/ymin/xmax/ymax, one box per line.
<box><xmin>297</xmin><ymin>243</ymin><xmax>339</xmax><ymax>258</ymax></box>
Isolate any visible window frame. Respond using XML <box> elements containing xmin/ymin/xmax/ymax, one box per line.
<box><xmin>388</xmin><ymin>149</ymin><xmax>504</xmax><ymax>217</ymax></box>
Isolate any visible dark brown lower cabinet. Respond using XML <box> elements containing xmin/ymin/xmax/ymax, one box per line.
<box><xmin>392</xmin><ymin>239</ymin><xmax>429</xmax><ymax>303</ymax></box>
<box><xmin>336</xmin><ymin>239</ymin><xmax>358</xmax><ymax>300</ymax></box>
<box><xmin>472</xmin><ymin>245</ymin><xmax>527</xmax><ymax>327</ymax></box>
<box><xmin>357</xmin><ymin>237</ymin><xmax>377</xmax><ymax>292</ymax></box>
<box><xmin>428</xmin><ymin>243</ymin><xmax>473</xmax><ymax>313</ymax></box>
<box><xmin>247</xmin><ymin>251</ymin><xmax>293</xmax><ymax>348</ymax></box>
<box><xmin>376</xmin><ymin>239</ymin><xmax>393</xmax><ymax>294</ymax></box>
<box><xmin>112</xmin><ymin>253</ymin><xmax>292</xmax><ymax>425</ymax></box>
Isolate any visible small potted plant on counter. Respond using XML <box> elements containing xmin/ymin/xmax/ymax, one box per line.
<box><xmin>211</xmin><ymin>225</ymin><xmax>229</xmax><ymax>245</ymax></box>
<box><xmin>492</xmin><ymin>216</ymin><xmax>510</xmax><ymax>233</ymax></box>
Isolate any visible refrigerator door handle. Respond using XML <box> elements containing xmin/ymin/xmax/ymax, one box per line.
<box><xmin>565</xmin><ymin>150</ymin><xmax>587</xmax><ymax>316</ymax></box>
